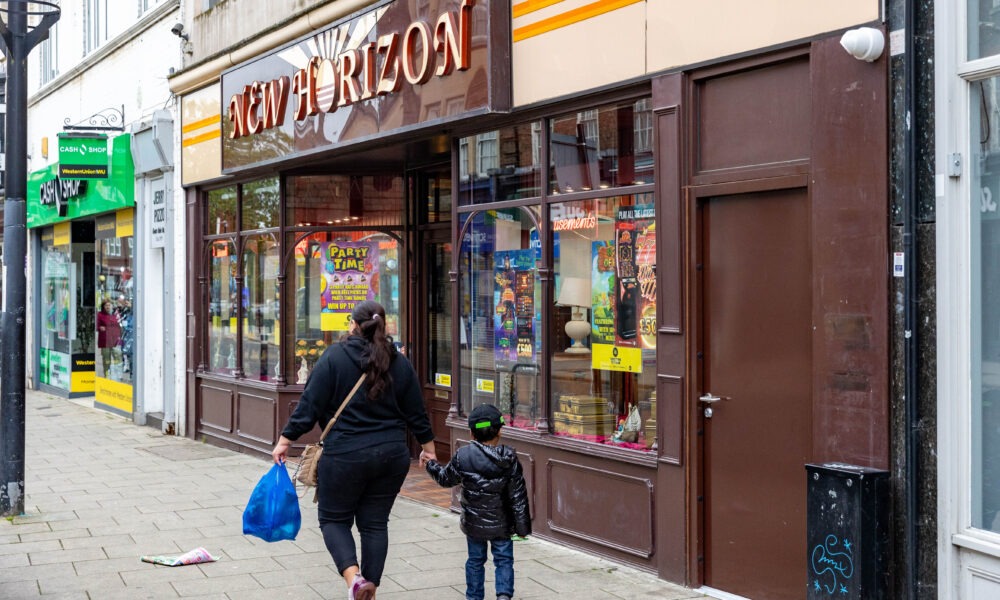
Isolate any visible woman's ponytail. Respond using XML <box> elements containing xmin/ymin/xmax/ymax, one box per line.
<box><xmin>351</xmin><ymin>300</ymin><xmax>394</xmax><ymax>401</ymax></box>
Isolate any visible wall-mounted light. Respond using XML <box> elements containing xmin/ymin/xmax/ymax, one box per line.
<box><xmin>840</xmin><ymin>27</ymin><xmax>884</xmax><ymax>63</ymax></box>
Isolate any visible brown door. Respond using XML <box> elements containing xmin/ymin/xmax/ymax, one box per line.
<box><xmin>698</xmin><ymin>187</ymin><xmax>812</xmax><ymax>599</ymax></box>
<box><xmin>411</xmin><ymin>165</ymin><xmax>453</xmax><ymax>462</ymax></box>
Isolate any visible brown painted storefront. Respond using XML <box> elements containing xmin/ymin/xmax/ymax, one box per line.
<box><xmin>182</xmin><ymin>1</ymin><xmax>888</xmax><ymax>595</ymax></box>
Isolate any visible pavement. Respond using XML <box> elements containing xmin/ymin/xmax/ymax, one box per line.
<box><xmin>0</xmin><ymin>388</ymin><xmax>711</xmax><ymax>599</ymax></box>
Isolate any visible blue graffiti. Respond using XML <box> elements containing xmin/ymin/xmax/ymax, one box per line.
<box><xmin>810</xmin><ymin>534</ymin><xmax>855</xmax><ymax>595</ymax></box>
<box><xmin>814</xmin><ymin>580</ymin><xmax>821</xmax><ymax>592</ymax></box>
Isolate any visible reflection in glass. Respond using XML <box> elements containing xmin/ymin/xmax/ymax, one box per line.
<box><xmin>242</xmin><ymin>177</ymin><xmax>280</xmax><ymax>230</ymax></box>
<box><xmin>973</xmin><ymin>75</ymin><xmax>1000</xmax><ymax>532</ymax></box>
<box><xmin>95</xmin><ymin>234</ymin><xmax>135</xmax><ymax>385</ymax></box>
<box><xmin>549</xmin><ymin>98</ymin><xmax>654</xmax><ymax>194</ymax></box>
<box><xmin>457</xmin><ymin>123</ymin><xmax>542</xmax><ymax>205</ymax></box>
<box><xmin>970</xmin><ymin>0</ymin><xmax>1000</xmax><ymax>61</ymax></box>
<box><xmin>286</xmin><ymin>175</ymin><xmax>404</xmax><ymax>228</ymax></box>
<box><xmin>207</xmin><ymin>186</ymin><xmax>237</xmax><ymax>235</ymax></box>
<box><xmin>208</xmin><ymin>239</ymin><xmax>238</xmax><ymax>375</ymax></box>
<box><xmin>460</xmin><ymin>207</ymin><xmax>541</xmax><ymax>429</ymax></box>
<box><xmin>549</xmin><ymin>194</ymin><xmax>656</xmax><ymax>451</ymax></box>
<box><xmin>242</xmin><ymin>234</ymin><xmax>280</xmax><ymax>381</ymax></box>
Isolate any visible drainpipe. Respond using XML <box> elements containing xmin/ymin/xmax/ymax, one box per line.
<box><xmin>903</xmin><ymin>0</ymin><xmax>920</xmax><ymax>597</ymax></box>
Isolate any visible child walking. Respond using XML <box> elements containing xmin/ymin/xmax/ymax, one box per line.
<box><xmin>426</xmin><ymin>403</ymin><xmax>531</xmax><ymax>600</ymax></box>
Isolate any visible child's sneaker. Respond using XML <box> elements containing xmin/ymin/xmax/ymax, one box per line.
<box><xmin>497</xmin><ymin>595</ymin><xmax>512</xmax><ymax>600</ymax></box>
<box><xmin>350</xmin><ymin>574</ymin><xmax>376</xmax><ymax>600</ymax></box>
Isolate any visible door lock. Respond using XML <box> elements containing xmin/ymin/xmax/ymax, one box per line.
<box><xmin>704</xmin><ymin>406</ymin><xmax>714</xmax><ymax>418</ymax></box>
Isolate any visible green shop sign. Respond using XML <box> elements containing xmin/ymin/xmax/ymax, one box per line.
<box><xmin>58</xmin><ymin>133</ymin><xmax>109</xmax><ymax>179</ymax></box>
<box><xmin>28</xmin><ymin>133</ymin><xmax>135</xmax><ymax>228</ymax></box>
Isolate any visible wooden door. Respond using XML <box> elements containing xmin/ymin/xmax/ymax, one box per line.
<box><xmin>699</xmin><ymin>187</ymin><xmax>812</xmax><ymax>599</ymax></box>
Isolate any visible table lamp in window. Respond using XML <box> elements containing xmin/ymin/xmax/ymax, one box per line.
<box><xmin>557</xmin><ymin>276</ymin><xmax>592</xmax><ymax>354</ymax></box>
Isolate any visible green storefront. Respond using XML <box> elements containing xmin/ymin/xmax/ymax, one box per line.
<box><xmin>28</xmin><ymin>133</ymin><xmax>136</xmax><ymax>413</ymax></box>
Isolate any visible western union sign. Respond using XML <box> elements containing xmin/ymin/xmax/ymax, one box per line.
<box><xmin>57</xmin><ymin>133</ymin><xmax>109</xmax><ymax>179</ymax></box>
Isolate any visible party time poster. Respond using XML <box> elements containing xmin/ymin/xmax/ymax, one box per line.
<box><xmin>319</xmin><ymin>240</ymin><xmax>379</xmax><ymax>331</ymax></box>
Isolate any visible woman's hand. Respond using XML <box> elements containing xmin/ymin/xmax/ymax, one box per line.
<box><xmin>272</xmin><ymin>436</ymin><xmax>292</xmax><ymax>464</ymax></box>
<box><xmin>418</xmin><ymin>441</ymin><xmax>437</xmax><ymax>467</ymax></box>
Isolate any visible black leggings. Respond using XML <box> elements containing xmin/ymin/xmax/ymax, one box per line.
<box><xmin>317</xmin><ymin>441</ymin><xmax>411</xmax><ymax>586</ymax></box>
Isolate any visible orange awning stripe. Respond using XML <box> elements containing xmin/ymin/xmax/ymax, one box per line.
<box><xmin>513</xmin><ymin>0</ymin><xmax>563</xmax><ymax>19</ymax></box>
<box><xmin>182</xmin><ymin>115</ymin><xmax>219</xmax><ymax>133</ymax></box>
<box><xmin>513</xmin><ymin>0</ymin><xmax>642</xmax><ymax>42</ymax></box>
<box><xmin>182</xmin><ymin>129</ymin><xmax>221</xmax><ymax>147</ymax></box>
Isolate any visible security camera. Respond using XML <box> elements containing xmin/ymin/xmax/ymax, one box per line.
<box><xmin>840</xmin><ymin>27</ymin><xmax>884</xmax><ymax>62</ymax></box>
<box><xmin>170</xmin><ymin>22</ymin><xmax>188</xmax><ymax>40</ymax></box>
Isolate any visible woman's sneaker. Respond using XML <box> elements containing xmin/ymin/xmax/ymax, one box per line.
<box><xmin>350</xmin><ymin>574</ymin><xmax>376</xmax><ymax>600</ymax></box>
<box><xmin>498</xmin><ymin>595</ymin><xmax>512</xmax><ymax>600</ymax></box>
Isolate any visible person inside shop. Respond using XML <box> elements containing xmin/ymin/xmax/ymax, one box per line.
<box><xmin>115</xmin><ymin>295</ymin><xmax>134</xmax><ymax>378</ymax></box>
<box><xmin>425</xmin><ymin>403</ymin><xmax>532</xmax><ymax>600</ymax></box>
<box><xmin>96</xmin><ymin>298</ymin><xmax>121</xmax><ymax>377</ymax></box>
<box><xmin>271</xmin><ymin>300</ymin><xmax>437</xmax><ymax>600</ymax></box>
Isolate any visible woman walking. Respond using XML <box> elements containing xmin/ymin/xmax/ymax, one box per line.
<box><xmin>272</xmin><ymin>300</ymin><xmax>437</xmax><ymax>600</ymax></box>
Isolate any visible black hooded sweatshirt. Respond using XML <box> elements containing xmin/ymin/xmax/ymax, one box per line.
<box><xmin>426</xmin><ymin>441</ymin><xmax>532</xmax><ymax>540</ymax></box>
<box><xmin>281</xmin><ymin>336</ymin><xmax>434</xmax><ymax>455</ymax></box>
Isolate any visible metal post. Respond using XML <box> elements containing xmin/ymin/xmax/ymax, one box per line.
<box><xmin>0</xmin><ymin>1</ymin><xmax>59</xmax><ymax>517</ymax></box>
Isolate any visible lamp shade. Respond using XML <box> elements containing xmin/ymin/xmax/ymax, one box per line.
<box><xmin>557</xmin><ymin>276</ymin><xmax>591</xmax><ymax>308</ymax></box>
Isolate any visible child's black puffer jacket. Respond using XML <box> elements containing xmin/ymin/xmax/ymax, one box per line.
<box><xmin>426</xmin><ymin>441</ymin><xmax>532</xmax><ymax>540</ymax></box>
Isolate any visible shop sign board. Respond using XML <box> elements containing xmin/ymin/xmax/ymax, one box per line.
<box><xmin>27</xmin><ymin>133</ymin><xmax>136</xmax><ymax>228</ymax></box>
<box><xmin>57</xmin><ymin>133</ymin><xmax>109</xmax><ymax>179</ymax></box>
<box><xmin>220</xmin><ymin>0</ymin><xmax>510</xmax><ymax>172</ymax></box>
<box><xmin>150</xmin><ymin>178</ymin><xmax>166</xmax><ymax>248</ymax></box>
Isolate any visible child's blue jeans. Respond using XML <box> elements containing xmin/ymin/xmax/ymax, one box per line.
<box><xmin>466</xmin><ymin>537</ymin><xmax>514</xmax><ymax>600</ymax></box>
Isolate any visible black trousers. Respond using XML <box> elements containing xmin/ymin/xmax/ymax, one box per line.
<box><xmin>317</xmin><ymin>441</ymin><xmax>411</xmax><ymax>586</ymax></box>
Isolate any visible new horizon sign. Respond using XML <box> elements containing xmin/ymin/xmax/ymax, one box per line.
<box><xmin>220</xmin><ymin>0</ymin><xmax>510</xmax><ymax>172</ymax></box>
<box><xmin>57</xmin><ymin>133</ymin><xmax>109</xmax><ymax>179</ymax></box>
<box><xmin>227</xmin><ymin>0</ymin><xmax>474</xmax><ymax>140</ymax></box>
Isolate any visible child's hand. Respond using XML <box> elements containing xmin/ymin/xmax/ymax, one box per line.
<box><xmin>419</xmin><ymin>449</ymin><xmax>437</xmax><ymax>467</ymax></box>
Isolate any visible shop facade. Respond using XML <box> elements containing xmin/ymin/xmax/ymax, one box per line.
<box><xmin>175</xmin><ymin>0</ymin><xmax>889</xmax><ymax>596</ymax></box>
<box><xmin>27</xmin><ymin>134</ymin><xmax>137</xmax><ymax>412</ymax></box>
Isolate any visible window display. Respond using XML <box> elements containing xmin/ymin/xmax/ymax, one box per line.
<box><xmin>95</xmin><ymin>220</ymin><xmax>135</xmax><ymax>386</ymax></box>
<box><xmin>289</xmin><ymin>231</ymin><xmax>402</xmax><ymax>382</ymax></box>
<box><xmin>550</xmin><ymin>195</ymin><xmax>656</xmax><ymax>450</ymax></box>
<box><xmin>460</xmin><ymin>208</ymin><xmax>541</xmax><ymax>429</ymax></box>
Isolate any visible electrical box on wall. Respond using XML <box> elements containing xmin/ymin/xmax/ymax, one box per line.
<box><xmin>806</xmin><ymin>463</ymin><xmax>889</xmax><ymax>599</ymax></box>
<box><xmin>131</xmin><ymin>110</ymin><xmax>173</xmax><ymax>176</ymax></box>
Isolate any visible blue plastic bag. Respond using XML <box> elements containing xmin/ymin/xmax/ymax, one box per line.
<box><xmin>242</xmin><ymin>462</ymin><xmax>301</xmax><ymax>542</ymax></box>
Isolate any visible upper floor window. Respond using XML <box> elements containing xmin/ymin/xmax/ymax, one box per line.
<box><xmin>40</xmin><ymin>21</ymin><xmax>58</xmax><ymax>84</ymax></box>
<box><xmin>634</xmin><ymin>98</ymin><xmax>652</xmax><ymax>153</ymax></box>
<box><xmin>85</xmin><ymin>0</ymin><xmax>109</xmax><ymax>55</ymax></box>
<box><xmin>476</xmin><ymin>131</ymin><xmax>498</xmax><ymax>175</ymax></box>
<box><xmin>139</xmin><ymin>0</ymin><xmax>162</xmax><ymax>14</ymax></box>
<box><xmin>970</xmin><ymin>0</ymin><xmax>1000</xmax><ymax>60</ymax></box>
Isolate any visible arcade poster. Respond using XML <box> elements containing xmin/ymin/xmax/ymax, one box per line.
<box><xmin>319</xmin><ymin>240</ymin><xmax>379</xmax><ymax>331</ymax></box>
<box><xmin>494</xmin><ymin>249</ymin><xmax>535</xmax><ymax>363</ymax></box>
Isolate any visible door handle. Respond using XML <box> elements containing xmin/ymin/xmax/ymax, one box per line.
<box><xmin>699</xmin><ymin>393</ymin><xmax>725</xmax><ymax>404</ymax></box>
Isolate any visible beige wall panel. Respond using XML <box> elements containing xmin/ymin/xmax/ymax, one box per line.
<box><xmin>646</xmin><ymin>0</ymin><xmax>879</xmax><ymax>71</ymax></box>
<box><xmin>181</xmin><ymin>84</ymin><xmax>222</xmax><ymax>187</ymax></box>
<box><xmin>513</xmin><ymin>4</ymin><xmax>645</xmax><ymax>107</ymax></box>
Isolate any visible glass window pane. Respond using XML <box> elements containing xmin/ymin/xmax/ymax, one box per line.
<box><xmin>208</xmin><ymin>239</ymin><xmax>238</xmax><ymax>375</ymax></box>
<box><xmin>973</xmin><ymin>75</ymin><xmax>1000</xmax><ymax>531</ymax></box>
<box><xmin>286</xmin><ymin>175</ymin><xmax>404</xmax><ymax>228</ymax></box>
<box><xmin>242</xmin><ymin>177</ymin><xmax>280</xmax><ymax>230</ymax></box>
<box><xmin>458</xmin><ymin>123</ymin><xmax>542</xmax><ymax>205</ymax></box>
<box><xmin>460</xmin><ymin>207</ymin><xmax>541</xmax><ymax>430</ymax></box>
<box><xmin>550</xmin><ymin>194</ymin><xmax>656</xmax><ymax>451</ymax></box>
<box><xmin>427</xmin><ymin>241</ymin><xmax>453</xmax><ymax>383</ymax></box>
<box><xmin>96</xmin><ymin>234</ymin><xmax>135</xmax><ymax>385</ymax></box>
<box><xmin>40</xmin><ymin>235</ymin><xmax>73</xmax><ymax>390</ymax></box>
<box><xmin>550</xmin><ymin>98</ymin><xmax>654</xmax><ymax>194</ymax></box>
<box><xmin>970</xmin><ymin>0</ymin><xmax>1000</xmax><ymax>61</ymax></box>
<box><xmin>289</xmin><ymin>231</ymin><xmax>403</xmax><ymax>383</ymax></box>
<box><xmin>422</xmin><ymin>169</ymin><xmax>452</xmax><ymax>224</ymax></box>
<box><xmin>207</xmin><ymin>186</ymin><xmax>237</xmax><ymax>235</ymax></box>
<box><xmin>242</xmin><ymin>233</ymin><xmax>280</xmax><ymax>381</ymax></box>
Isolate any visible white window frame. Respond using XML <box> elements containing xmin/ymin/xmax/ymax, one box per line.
<box><xmin>85</xmin><ymin>0</ymin><xmax>109</xmax><ymax>55</ymax></box>
<box><xmin>476</xmin><ymin>131</ymin><xmax>497</xmax><ymax>175</ymax></box>
<box><xmin>40</xmin><ymin>21</ymin><xmax>58</xmax><ymax>84</ymax></box>
<box><xmin>939</xmin><ymin>0</ymin><xmax>1000</xmax><ymax>594</ymax></box>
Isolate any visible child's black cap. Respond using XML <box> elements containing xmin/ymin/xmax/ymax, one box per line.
<box><xmin>468</xmin><ymin>404</ymin><xmax>504</xmax><ymax>432</ymax></box>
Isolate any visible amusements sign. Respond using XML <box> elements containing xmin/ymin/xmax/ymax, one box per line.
<box><xmin>590</xmin><ymin>204</ymin><xmax>656</xmax><ymax>372</ymax></box>
<box><xmin>319</xmin><ymin>241</ymin><xmax>379</xmax><ymax>331</ymax></box>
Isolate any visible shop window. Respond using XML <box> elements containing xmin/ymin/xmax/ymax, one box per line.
<box><xmin>242</xmin><ymin>177</ymin><xmax>279</xmax><ymax>230</ymax></box>
<box><xmin>95</xmin><ymin>227</ymin><xmax>135</xmax><ymax>385</ymax></box>
<box><xmin>457</xmin><ymin>123</ymin><xmax>542</xmax><ymax>205</ymax></box>
<box><xmin>207</xmin><ymin>239</ymin><xmax>238</xmax><ymax>375</ymax></box>
<box><xmin>40</xmin><ymin>240</ymin><xmax>75</xmax><ymax>391</ymax></box>
<box><xmin>549</xmin><ymin>194</ymin><xmax>656</xmax><ymax>451</ymax></box>
<box><xmin>459</xmin><ymin>207</ymin><xmax>541</xmax><ymax>430</ymax></box>
<box><xmin>288</xmin><ymin>231</ymin><xmax>403</xmax><ymax>383</ymax></box>
<box><xmin>242</xmin><ymin>234</ymin><xmax>280</xmax><ymax>381</ymax></box>
<box><xmin>970</xmin><ymin>0</ymin><xmax>1000</xmax><ymax>60</ymax></box>
<box><xmin>286</xmin><ymin>175</ymin><xmax>404</xmax><ymax>228</ymax></box>
<box><xmin>208</xmin><ymin>186</ymin><xmax>237</xmax><ymax>234</ymax></box>
<box><xmin>550</xmin><ymin>99</ymin><xmax>655</xmax><ymax>194</ymax></box>
<box><xmin>972</xmin><ymin>74</ymin><xmax>1000</xmax><ymax>531</ymax></box>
